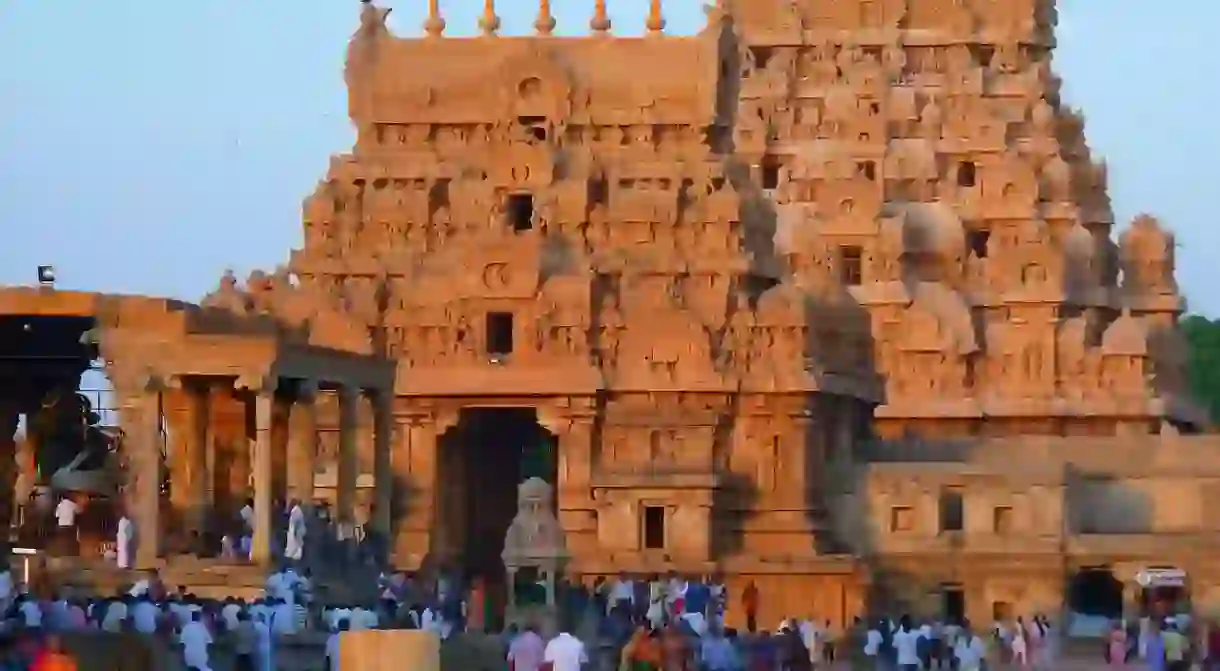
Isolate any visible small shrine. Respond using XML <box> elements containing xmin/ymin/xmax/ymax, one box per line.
<box><xmin>501</xmin><ymin>477</ymin><xmax>568</xmax><ymax>613</ymax></box>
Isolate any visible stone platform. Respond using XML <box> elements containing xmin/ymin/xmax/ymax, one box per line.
<box><xmin>26</xmin><ymin>555</ymin><xmax>378</xmax><ymax>605</ymax></box>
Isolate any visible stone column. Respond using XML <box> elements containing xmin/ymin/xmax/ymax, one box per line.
<box><xmin>251</xmin><ymin>385</ymin><xmax>276</xmax><ymax>564</ymax></box>
<box><xmin>115</xmin><ymin>376</ymin><xmax>164</xmax><ymax>568</ymax></box>
<box><xmin>201</xmin><ymin>384</ymin><xmax>217</xmax><ymax>522</ymax></box>
<box><xmin>555</xmin><ymin>415</ymin><xmax>595</xmax><ymax>553</ymax></box>
<box><xmin>0</xmin><ymin>397</ymin><xmax>20</xmax><ymax>533</ymax></box>
<box><xmin>371</xmin><ymin>389</ymin><xmax>394</xmax><ymax>545</ymax></box>
<box><xmin>188</xmin><ymin>384</ymin><xmax>211</xmax><ymax>533</ymax></box>
<box><xmin>165</xmin><ymin>389</ymin><xmax>193</xmax><ymax>530</ymax></box>
<box><xmin>393</xmin><ymin>415</ymin><xmax>438</xmax><ymax>567</ymax></box>
<box><xmin>336</xmin><ymin>385</ymin><xmax>359</xmax><ymax>527</ymax></box>
<box><xmin>286</xmin><ymin>381</ymin><xmax>318</xmax><ymax>505</ymax></box>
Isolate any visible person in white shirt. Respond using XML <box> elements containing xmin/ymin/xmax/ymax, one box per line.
<box><xmin>284</xmin><ymin>501</ymin><xmax>306</xmax><ymax>563</ymax></box>
<box><xmin>265</xmin><ymin>598</ymin><xmax>294</xmax><ymax>635</ymax></box>
<box><xmin>116</xmin><ymin>514</ymin><xmax>134</xmax><ymax>569</ymax></box>
<box><xmin>1010</xmin><ymin>616</ymin><xmax>1029</xmax><ymax>665</ymax></box>
<box><xmin>798</xmin><ymin>619</ymin><xmax>820</xmax><ymax>667</ymax></box>
<box><xmin>222</xmin><ymin>599</ymin><xmax>243</xmax><ymax>632</ymax></box>
<box><xmin>893</xmin><ymin>616</ymin><xmax>921</xmax><ymax>671</ymax></box>
<box><xmin>863</xmin><ymin>619</ymin><xmax>883</xmax><ymax>659</ymax></box>
<box><xmin>101</xmin><ymin>598</ymin><xmax>127</xmax><ymax>632</ymax></box>
<box><xmin>542</xmin><ymin>631</ymin><xmax>587</xmax><ymax>671</ymax></box>
<box><xmin>180</xmin><ymin>611</ymin><xmax>214</xmax><ymax>671</ymax></box>
<box><xmin>17</xmin><ymin>596</ymin><xmax>42</xmax><ymax>630</ymax></box>
<box><xmin>240</xmin><ymin>498</ymin><xmax>255</xmax><ymax>560</ymax></box>
<box><xmin>953</xmin><ymin>623</ymin><xmax>987</xmax><ymax>671</ymax></box>
<box><xmin>131</xmin><ymin>595</ymin><xmax>160</xmax><ymax>634</ymax></box>
<box><xmin>54</xmin><ymin>495</ymin><xmax>80</xmax><ymax>554</ymax></box>
<box><xmin>608</xmin><ymin>573</ymin><xmax>634</xmax><ymax>614</ymax></box>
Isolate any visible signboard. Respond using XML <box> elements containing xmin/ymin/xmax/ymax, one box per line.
<box><xmin>1135</xmin><ymin>568</ymin><xmax>1186</xmax><ymax>588</ymax></box>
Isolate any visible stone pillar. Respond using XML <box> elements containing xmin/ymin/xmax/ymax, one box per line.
<box><xmin>201</xmin><ymin>384</ymin><xmax>217</xmax><ymax>521</ymax></box>
<box><xmin>185</xmin><ymin>385</ymin><xmax>211</xmax><ymax>532</ymax></box>
<box><xmin>554</xmin><ymin>414</ymin><xmax>595</xmax><ymax>555</ymax></box>
<box><xmin>251</xmin><ymin>387</ymin><xmax>275</xmax><ymax>564</ymax></box>
<box><xmin>165</xmin><ymin>389</ymin><xmax>194</xmax><ymax>531</ymax></box>
<box><xmin>786</xmin><ymin>414</ymin><xmax>813</xmax><ymax>508</ymax></box>
<box><xmin>116</xmin><ymin>377</ymin><xmax>164</xmax><ymax>568</ymax></box>
<box><xmin>371</xmin><ymin>389</ymin><xmax>393</xmax><ymax>545</ymax></box>
<box><xmin>286</xmin><ymin>381</ymin><xmax>318</xmax><ymax>505</ymax></box>
<box><xmin>393</xmin><ymin>415</ymin><xmax>438</xmax><ymax>567</ymax></box>
<box><xmin>0</xmin><ymin>397</ymin><xmax>19</xmax><ymax>533</ymax></box>
<box><xmin>337</xmin><ymin>385</ymin><xmax>359</xmax><ymax>527</ymax></box>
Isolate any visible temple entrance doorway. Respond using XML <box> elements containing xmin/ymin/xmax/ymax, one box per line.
<box><xmin>437</xmin><ymin>407</ymin><xmax>557</xmax><ymax>580</ymax></box>
<box><xmin>1068</xmin><ymin>567</ymin><xmax>1124</xmax><ymax>619</ymax></box>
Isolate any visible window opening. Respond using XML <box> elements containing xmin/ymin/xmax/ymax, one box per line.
<box><xmin>858</xmin><ymin>161</ymin><xmax>877</xmax><ymax>181</ymax></box>
<box><xmin>939</xmin><ymin>486</ymin><xmax>964</xmax><ymax>532</ymax></box>
<box><xmin>890</xmin><ymin>506</ymin><xmax>914</xmax><ymax>532</ymax></box>
<box><xmin>643</xmin><ymin>506</ymin><xmax>666</xmax><ymax>549</ymax></box>
<box><xmin>958</xmin><ymin>161</ymin><xmax>977</xmax><ymax>187</ymax></box>
<box><xmin>507</xmin><ymin>194</ymin><xmax>534</xmax><ymax>232</ymax></box>
<box><xmin>942</xmin><ymin>586</ymin><xmax>965</xmax><ymax>622</ymax></box>
<box><xmin>486</xmin><ymin>312</ymin><xmax>514</xmax><ymax>357</ymax></box>
<box><xmin>839</xmin><ymin>245</ymin><xmax>863</xmax><ymax>286</ymax></box>
<box><xmin>993</xmin><ymin>505</ymin><xmax>1013</xmax><ymax>534</ymax></box>
<box><xmin>761</xmin><ymin>161</ymin><xmax>780</xmax><ymax>190</ymax></box>
<box><xmin>967</xmin><ymin>229</ymin><xmax>990</xmax><ymax>258</ymax></box>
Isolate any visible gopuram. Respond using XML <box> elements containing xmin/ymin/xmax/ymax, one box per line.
<box><xmin>0</xmin><ymin>0</ymin><xmax>1216</xmax><ymax>628</ymax></box>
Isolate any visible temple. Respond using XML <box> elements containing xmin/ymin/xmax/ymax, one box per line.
<box><xmin>2</xmin><ymin>0</ymin><xmax>1215</xmax><ymax>627</ymax></box>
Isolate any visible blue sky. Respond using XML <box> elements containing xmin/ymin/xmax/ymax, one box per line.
<box><xmin>2</xmin><ymin>1</ymin><xmax>1217</xmax><ymax>316</ymax></box>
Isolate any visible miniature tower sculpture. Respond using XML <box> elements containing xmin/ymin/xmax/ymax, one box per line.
<box><xmin>501</xmin><ymin>477</ymin><xmax>568</xmax><ymax>622</ymax></box>
<box><xmin>535</xmin><ymin>0</ymin><xmax>556</xmax><ymax>36</ymax></box>
<box><xmin>590</xmin><ymin>0</ymin><xmax>611</xmax><ymax>34</ymax></box>
<box><xmin>423</xmin><ymin>0</ymin><xmax>445</xmax><ymax>37</ymax></box>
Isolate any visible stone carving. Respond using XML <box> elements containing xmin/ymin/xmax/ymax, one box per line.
<box><xmin>201</xmin><ymin>268</ymin><xmax>373</xmax><ymax>355</ymax></box>
<box><xmin>502</xmin><ymin>477</ymin><xmax>568</xmax><ymax>569</ymax></box>
<box><xmin>228</xmin><ymin>0</ymin><xmax>1205</xmax><ymax>613</ymax></box>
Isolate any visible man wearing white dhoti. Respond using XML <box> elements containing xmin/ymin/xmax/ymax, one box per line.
<box><xmin>116</xmin><ymin>514</ymin><xmax>134</xmax><ymax>569</ymax></box>
<box><xmin>284</xmin><ymin>500</ymin><xmax>306</xmax><ymax>563</ymax></box>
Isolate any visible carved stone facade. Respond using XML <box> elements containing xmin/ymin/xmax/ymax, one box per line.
<box><xmin>249</xmin><ymin>0</ymin><xmax>1209</xmax><ymax>626</ymax></box>
<box><xmin>4</xmin><ymin>0</ymin><xmax>1205</xmax><ymax>628</ymax></box>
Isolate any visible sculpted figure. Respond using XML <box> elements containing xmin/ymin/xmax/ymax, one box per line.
<box><xmin>202</xmin><ymin>270</ymin><xmax>249</xmax><ymax>314</ymax></box>
<box><xmin>918</xmin><ymin>97</ymin><xmax>942</xmax><ymax>139</ymax></box>
<box><xmin>1040</xmin><ymin>154</ymin><xmax>1071</xmax><ymax>202</ymax></box>
<box><xmin>882</xmin><ymin>43</ymin><xmax>907</xmax><ymax>81</ymax></box>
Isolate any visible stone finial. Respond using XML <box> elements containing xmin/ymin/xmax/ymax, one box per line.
<box><xmin>424</xmin><ymin>0</ymin><xmax>445</xmax><ymax>37</ymax></box>
<box><xmin>646</xmin><ymin>0</ymin><xmax>665</xmax><ymax>34</ymax></box>
<box><xmin>479</xmin><ymin>0</ymin><xmax>501</xmax><ymax>36</ymax></box>
<box><xmin>590</xmin><ymin>0</ymin><xmax>611</xmax><ymax>34</ymax></box>
<box><xmin>535</xmin><ymin>0</ymin><xmax>556</xmax><ymax>36</ymax></box>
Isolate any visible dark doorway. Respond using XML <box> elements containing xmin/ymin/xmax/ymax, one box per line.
<box><xmin>507</xmin><ymin>194</ymin><xmax>535</xmax><ymax>231</ymax></box>
<box><xmin>485</xmin><ymin>312</ymin><xmax>515</xmax><ymax>358</ymax></box>
<box><xmin>1069</xmin><ymin>568</ymin><xmax>1124</xmax><ymax>618</ymax></box>
<box><xmin>942</xmin><ymin>585</ymin><xmax>965</xmax><ymax>623</ymax></box>
<box><xmin>437</xmin><ymin>407</ymin><xmax>557</xmax><ymax>580</ymax></box>
<box><xmin>643</xmin><ymin>506</ymin><xmax>666</xmax><ymax>550</ymax></box>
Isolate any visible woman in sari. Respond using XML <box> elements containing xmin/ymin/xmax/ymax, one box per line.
<box><xmin>620</xmin><ymin>626</ymin><xmax>662</xmax><ymax>671</ymax></box>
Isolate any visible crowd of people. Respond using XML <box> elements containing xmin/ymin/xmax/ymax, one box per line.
<box><xmin>0</xmin><ymin>555</ymin><xmax>1217</xmax><ymax>670</ymax></box>
<box><xmin>12</xmin><ymin>494</ymin><xmax>1220</xmax><ymax>670</ymax></box>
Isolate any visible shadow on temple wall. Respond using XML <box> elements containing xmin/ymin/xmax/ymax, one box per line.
<box><xmin>712</xmin><ymin>472</ymin><xmax>757</xmax><ymax>558</ymax></box>
<box><xmin>1062</xmin><ymin>464</ymin><xmax>1154</xmax><ymax>535</ymax></box>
